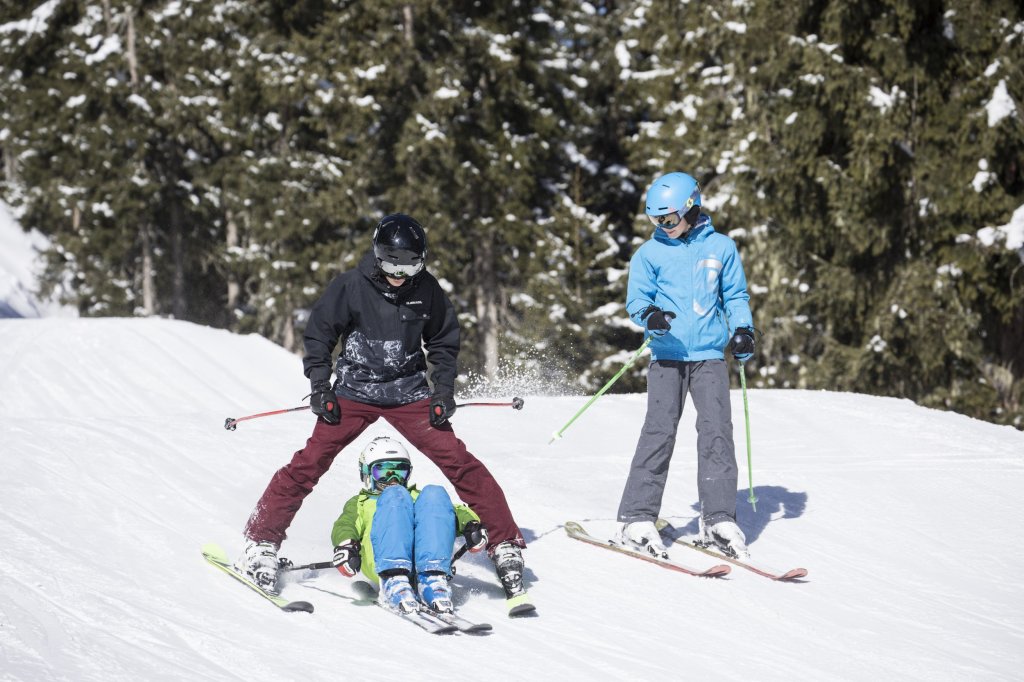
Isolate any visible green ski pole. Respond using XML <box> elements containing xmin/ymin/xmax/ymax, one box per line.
<box><xmin>739</xmin><ymin>362</ymin><xmax>757</xmax><ymax>511</ymax></box>
<box><xmin>549</xmin><ymin>336</ymin><xmax>653</xmax><ymax>445</ymax></box>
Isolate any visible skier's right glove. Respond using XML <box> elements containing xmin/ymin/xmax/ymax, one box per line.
<box><xmin>332</xmin><ymin>539</ymin><xmax>361</xmax><ymax>577</ymax></box>
<box><xmin>639</xmin><ymin>305</ymin><xmax>676</xmax><ymax>335</ymax></box>
<box><xmin>461</xmin><ymin>521</ymin><xmax>488</xmax><ymax>553</ymax></box>
<box><xmin>310</xmin><ymin>380</ymin><xmax>340</xmax><ymax>425</ymax></box>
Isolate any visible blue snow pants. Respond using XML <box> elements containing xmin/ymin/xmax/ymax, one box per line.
<box><xmin>371</xmin><ymin>485</ymin><xmax>456</xmax><ymax>576</ymax></box>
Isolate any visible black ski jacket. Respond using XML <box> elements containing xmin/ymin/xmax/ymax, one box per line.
<box><xmin>302</xmin><ymin>250</ymin><xmax>460</xmax><ymax>406</ymax></box>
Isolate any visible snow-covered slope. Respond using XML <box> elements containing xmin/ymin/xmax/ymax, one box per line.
<box><xmin>1</xmin><ymin>318</ymin><xmax>1022</xmax><ymax>681</ymax></box>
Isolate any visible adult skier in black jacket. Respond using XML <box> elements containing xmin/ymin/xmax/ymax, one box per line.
<box><xmin>237</xmin><ymin>214</ymin><xmax>528</xmax><ymax>604</ymax></box>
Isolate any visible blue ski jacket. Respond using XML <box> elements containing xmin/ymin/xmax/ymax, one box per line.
<box><xmin>627</xmin><ymin>214</ymin><xmax>753</xmax><ymax>362</ymax></box>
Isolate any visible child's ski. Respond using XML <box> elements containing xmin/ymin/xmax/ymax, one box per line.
<box><xmin>381</xmin><ymin>604</ymin><xmax>459</xmax><ymax>634</ymax></box>
<box><xmin>201</xmin><ymin>543</ymin><xmax>314</xmax><ymax>613</ymax></box>
<box><xmin>655</xmin><ymin>519</ymin><xmax>808</xmax><ymax>581</ymax></box>
<box><xmin>430</xmin><ymin>610</ymin><xmax>493</xmax><ymax>634</ymax></box>
<box><xmin>564</xmin><ymin>522</ymin><xmax>730</xmax><ymax>577</ymax></box>
<box><xmin>351</xmin><ymin>580</ymin><xmax>489</xmax><ymax>634</ymax></box>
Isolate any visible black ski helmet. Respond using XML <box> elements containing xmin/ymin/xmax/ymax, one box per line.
<box><xmin>372</xmin><ymin>213</ymin><xmax>427</xmax><ymax>278</ymax></box>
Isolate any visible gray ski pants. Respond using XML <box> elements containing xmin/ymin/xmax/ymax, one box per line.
<box><xmin>617</xmin><ymin>359</ymin><xmax>738</xmax><ymax>526</ymax></box>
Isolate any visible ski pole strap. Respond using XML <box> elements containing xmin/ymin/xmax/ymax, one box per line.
<box><xmin>549</xmin><ymin>336</ymin><xmax>653</xmax><ymax>444</ymax></box>
<box><xmin>739</xmin><ymin>363</ymin><xmax>757</xmax><ymax>511</ymax></box>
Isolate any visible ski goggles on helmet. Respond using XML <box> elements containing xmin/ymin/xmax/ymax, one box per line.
<box><xmin>648</xmin><ymin>210</ymin><xmax>686</xmax><ymax>230</ymax></box>
<box><xmin>371</xmin><ymin>460</ymin><xmax>411</xmax><ymax>483</ymax></box>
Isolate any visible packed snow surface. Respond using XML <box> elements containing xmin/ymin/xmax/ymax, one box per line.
<box><xmin>1</xmin><ymin>318</ymin><xmax>1022</xmax><ymax>681</ymax></box>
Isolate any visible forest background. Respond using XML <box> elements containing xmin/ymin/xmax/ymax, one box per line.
<box><xmin>1</xmin><ymin>0</ymin><xmax>1022</xmax><ymax>428</ymax></box>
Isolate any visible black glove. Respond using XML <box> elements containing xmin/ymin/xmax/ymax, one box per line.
<box><xmin>461</xmin><ymin>521</ymin><xmax>488</xmax><ymax>553</ymax></box>
<box><xmin>332</xmin><ymin>539</ymin><xmax>361</xmax><ymax>577</ymax></box>
<box><xmin>729</xmin><ymin>327</ymin><xmax>756</xmax><ymax>362</ymax></box>
<box><xmin>310</xmin><ymin>380</ymin><xmax>340</xmax><ymax>424</ymax></box>
<box><xmin>640</xmin><ymin>305</ymin><xmax>676</xmax><ymax>334</ymax></box>
<box><xmin>430</xmin><ymin>393</ymin><xmax>456</xmax><ymax>428</ymax></box>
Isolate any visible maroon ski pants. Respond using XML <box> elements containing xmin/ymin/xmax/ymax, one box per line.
<box><xmin>243</xmin><ymin>397</ymin><xmax>525</xmax><ymax>551</ymax></box>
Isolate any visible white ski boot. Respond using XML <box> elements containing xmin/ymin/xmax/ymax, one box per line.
<box><xmin>616</xmin><ymin>520</ymin><xmax>669</xmax><ymax>558</ymax></box>
<box><xmin>236</xmin><ymin>539</ymin><xmax>281</xmax><ymax>594</ymax></box>
<box><xmin>701</xmin><ymin>519</ymin><xmax>750</xmax><ymax>560</ymax></box>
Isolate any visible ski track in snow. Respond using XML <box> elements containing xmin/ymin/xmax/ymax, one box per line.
<box><xmin>1</xmin><ymin>318</ymin><xmax>1023</xmax><ymax>681</ymax></box>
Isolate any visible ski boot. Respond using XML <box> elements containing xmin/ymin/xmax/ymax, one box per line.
<box><xmin>379</xmin><ymin>572</ymin><xmax>420</xmax><ymax>614</ymax></box>
<box><xmin>417</xmin><ymin>571</ymin><xmax>454</xmax><ymax>613</ymax></box>
<box><xmin>236</xmin><ymin>539</ymin><xmax>281</xmax><ymax>595</ymax></box>
<box><xmin>617</xmin><ymin>520</ymin><xmax>669</xmax><ymax>558</ymax></box>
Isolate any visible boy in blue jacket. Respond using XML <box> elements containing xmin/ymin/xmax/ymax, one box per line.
<box><xmin>330</xmin><ymin>435</ymin><xmax>487</xmax><ymax>614</ymax></box>
<box><xmin>616</xmin><ymin>171</ymin><xmax>756</xmax><ymax>560</ymax></box>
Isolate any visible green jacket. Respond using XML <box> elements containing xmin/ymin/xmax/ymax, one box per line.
<box><xmin>331</xmin><ymin>484</ymin><xmax>480</xmax><ymax>584</ymax></box>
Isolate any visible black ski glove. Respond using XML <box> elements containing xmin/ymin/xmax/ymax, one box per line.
<box><xmin>729</xmin><ymin>327</ymin><xmax>756</xmax><ymax>362</ymax></box>
<box><xmin>461</xmin><ymin>521</ymin><xmax>488</xmax><ymax>553</ymax></box>
<box><xmin>640</xmin><ymin>305</ymin><xmax>676</xmax><ymax>335</ymax></box>
<box><xmin>332</xmin><ymin>539</ymin><xmax>361</xmax><ymax>577</ymax></box>
<box><xmin>430</xmin><ymin>393</ymin><xmax>456</xmax><ymax>428</ymax></box>
<box><xmin>310</xmin><ymin>380</ymin><xmax>340</xmax><ymax>424</ymax></box>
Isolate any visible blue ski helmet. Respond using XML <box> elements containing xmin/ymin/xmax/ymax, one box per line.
<box><xmin>644</xmin><ymin>172</ymin><xmax>702</xmax><ymax>229</ymax></box>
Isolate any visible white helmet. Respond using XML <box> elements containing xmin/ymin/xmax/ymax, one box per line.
<box><xmin>358</xmin><ymin>436</ymin><xmax>413</xmax><ymax>492</ymax></box>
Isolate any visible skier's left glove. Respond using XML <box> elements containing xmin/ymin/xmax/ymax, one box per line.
<box><xmin>728</xmin><ymin>327</ymin><xmax>756</xmax><ymax>363</ymax></box>
<box><xmin>461</xmin><ymin>521</ymin><xmax>488</xmax><ymax>553</ymax></box>
<box><xmin>332</xmin><ymin>539</ymin><xmax>361</xmax><ymax>577</ymax></box>
<box><xmin>429</xmin><ymin>393</ymin><xmax>456</xmax><ymax>428</ymax></box>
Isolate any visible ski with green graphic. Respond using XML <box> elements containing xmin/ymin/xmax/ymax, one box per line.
<box><xmin>201</xmin><ymin>543</ymin><xmax>314</xmax><ymax>613</ymax></box>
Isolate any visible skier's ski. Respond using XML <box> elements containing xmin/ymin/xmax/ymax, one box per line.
<box><xmin>430</xmin><ymin>610</ymin><xmax>493</xmax><ymax>634</ymax></box>
<box><xmin>505</xmin><ymin>594</ymin><xmax>537</xmax><ymax>618</ymax></box>
<box><xmin>564</xmin><ymin>521</ymin><xmax>730</xmax><ymax>577</ymax></box>
<box><xmin>382</xmin><ymin>604</ymin><xmax>459</xmax><ymax>634</ymax></box>
<box><xmin>201</xmin><ymin>543</ymin><xmax>314</xmax><ymax>613</ymax></box>
<box><xmin>350</xmin><ymin>580</ymin><xmax>460</xmax><ymax>635</ymax></box>
<box><xmin>655</xmin><ymin>519</ymin><xmax>808</xmax><ymax>581</ymax></box>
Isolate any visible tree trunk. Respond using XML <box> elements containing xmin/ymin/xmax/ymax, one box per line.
<box><xmin>140</xmin><ymin>223</ymin><xmax>155</xmax><ymax>315</ymax></box>
<box><xmin>473</xmin><ymin>238</ymin><xmax>499</xmax><ymax>380</ymax></box>
<box><xmin>403</xmin><ymin>6</ymin><xmax>414</xmax><ymax>45</ymax></box>
<box><xmin>226</xmin><ymin>208</ymin><xmax>240</xmax><ymax>316</ymax></box>
<box><xmin>171</xmin><ymin>202</ymin><xmax>186</xmax><ymax>319</ymax></box>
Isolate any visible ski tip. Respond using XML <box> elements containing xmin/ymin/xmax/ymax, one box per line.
<box><xmin>508</xmin><ymin>602</ymin><xmax>538</xmax><ymax>618</ymax></box>
<box><xmin>282</xmin><ymin>600</ymin><xmax>315</xmax><ymax>613</ymax></box>
<box><xmin>777</xmin><ymin>568</ymin><xmax>809</xmax><ymax>581</ymax></box>
<box><xmin>704</xmin><ymin>564</ymin><xmax>732</xmax><ymax>577</ymax></box>
<box><xmin>506</xmin><ymin>593</ymin><xmax>537</xmax><ymax>618</ymax></box>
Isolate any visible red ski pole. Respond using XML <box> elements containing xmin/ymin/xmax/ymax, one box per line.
<box><xmin>224</xmin><ymin>405</ymin><xmax>310</xmax><ymax>431</ymax></box>
<box><xmin>456</xmin><ymin>397</ymin><xmax>525</xmax><ymax>410</ymax></box>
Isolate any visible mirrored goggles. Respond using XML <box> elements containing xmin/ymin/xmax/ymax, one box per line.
<box><xmin>648</xmin><ymin>210</ymin><xmax>685</xmax><ymax>229</ymax></box>
<box><xmin>371</xmin><ymin>460</ymin><xmax>411</xmax><ymax>482</ymax></box>
<box><xmin>378</xmin><ymin>258</ymin><xmax>424</xmax><ymax>279</ymax></box>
